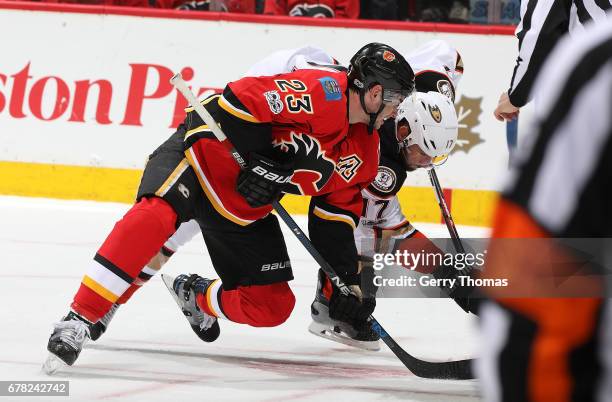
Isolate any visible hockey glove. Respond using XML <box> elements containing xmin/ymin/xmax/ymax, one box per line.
<box><xmin>432</xmin><ymin>263</ymin><xmax>479</xmax><ymax>315</ymax></box>
<box><xmin>329</xmin><ymin>284</ymin><xmax>376</xmax><ymax>326</ymax></box>
<box><xmin>236</xmin><ymin>153</ymin><xmax>293</xmax><ymax>208</ymax></box>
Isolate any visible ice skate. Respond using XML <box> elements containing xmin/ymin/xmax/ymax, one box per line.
<box><xmin>90</xmin><ymin>303</ymin><xmax>119</xmax><ymax>341</ymax></box>
<box><xmin>308</xmin><ymin>272</ymin><xmax>380</xmax><ymax>351</ymax></box>
<box><xmin>161</xmin><ymin>273</ymin><xmax>220</xmax><ymax>342</ymax></box>
<box><xmin>43</xmin><ymin>311</ymin><xmax>98</xmax><ymax>374</ymax></box>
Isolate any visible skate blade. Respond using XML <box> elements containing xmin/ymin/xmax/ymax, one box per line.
<box><xmin>42</xmin><ymin>353</ymin><xmax>66</xmax><ymax>375</ymax></box>
<box><xmin>161</xmin><ymin>274</ymin><xmax>179</xmax><ymax>304</ymax></box>
<box><xmin>308</xmin><ymin>321</ymin><xmax>381</xmax><ymax>351</ymax></box>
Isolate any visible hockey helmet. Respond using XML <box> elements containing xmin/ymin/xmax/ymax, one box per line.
<box><xmin>348</xmin><ymin>43</ymin><xmax>415</xmax><ymax>133</ymax></box>
<box><xmin>395</xmin><ymin>91</ymin><xmax>458</xmax><ymax>168</ymax></box>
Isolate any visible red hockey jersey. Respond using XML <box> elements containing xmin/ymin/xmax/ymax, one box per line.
<box><xmin>183</xmin><ymin>69</ymin><xmax>378</xmax><ymax>227</ymax></box>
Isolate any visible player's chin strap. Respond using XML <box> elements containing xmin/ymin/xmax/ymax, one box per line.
<box><xmin>359</xmin><ymin>88</ymin><xmax>386</xmax><ymax>134</ymax></box>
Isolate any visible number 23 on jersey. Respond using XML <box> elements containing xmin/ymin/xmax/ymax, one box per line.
<box><xmin>274</xmin><ymin>79</ymin><xmax>313</xmax><ymax>114</ymax></box>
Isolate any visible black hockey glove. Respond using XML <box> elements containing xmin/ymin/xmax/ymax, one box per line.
<box><xmin>432</xmin><ymin>263</ymin><xmax>480</xmax><ymax>315</ymax></box>
<box><xmin>328</xmin><ymin>285</ymin><xmax>376</xmax><ymax>326</ymax></box>
<box><xmin>236</xmin><ymin>153</ymin><xmax>293</xmax><ymax>208</ymax></box>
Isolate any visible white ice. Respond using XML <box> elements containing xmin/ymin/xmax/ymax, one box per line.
<box><xmin>0</xmin><ymin>196</ymin><xmax>489</xmax><ymax>402</ymax></box>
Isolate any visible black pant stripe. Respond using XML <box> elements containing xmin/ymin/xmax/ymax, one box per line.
<box><xmin>138</xmin><ymin>271</ymin><xmax>153</xmax><ymax>281</ymax></box>
<box><xmin>569</xmin><ymin>302</ymin><xmax>604</xmax><ymax>402</ymax></box>
<box><xmin>94</xmin><ymin>253</ymin><xmax>134</xmax><ymax>284</ymax></box>
<box><xmin>499</xmin><ymin>308</ymin><xmax>538</xmax><ymax>402</ymax></box>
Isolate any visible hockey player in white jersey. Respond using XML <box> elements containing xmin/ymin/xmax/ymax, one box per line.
<box><xmin>72</xmin><ymin>41</ymin><xmax>467</xmax><ymax>352</ymax></box>
<box><xmin>304</xmin><ymin>41</ymin><xmax>472</xmax><ymax>351</ymax></box>
<box><xmin>308</xmin><ymin>90</ymin><xmax>462</xmax><ymax>351</ymax></box>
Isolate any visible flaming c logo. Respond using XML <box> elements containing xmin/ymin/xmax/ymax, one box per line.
<box><xmin>382</xmin><ymin>50</ymin><xmax>396</xmax><ymax>62</ymax></box>
<box><xmin>273</xmin><ymin>132</ymin><xmax>335</xmax><ymax>195</ymax></box>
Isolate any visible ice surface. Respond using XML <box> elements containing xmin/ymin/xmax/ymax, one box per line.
<box><xmin>0</xmin><ymin>196</ymin><xmax>489</xmax><ymax>402</ymax></box>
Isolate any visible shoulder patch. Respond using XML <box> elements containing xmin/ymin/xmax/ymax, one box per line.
<box><xmin>371</xmin><ymin>166</ymin><xmax>396</xmax><ymax>194</ymax></box>
<box><xmin>264</xmin><ymin>90</ymin><xmax>283</xmax><ymax>114</ymax></box>
<box><xmin>436</xmin><ymin>79</ymin><xmax>455</xmax><ymax>102</ymax></box>
<box><xmin>318</xmin><ymin>77</ymin><xmax>342</xmax><ymax>101</ymax></box>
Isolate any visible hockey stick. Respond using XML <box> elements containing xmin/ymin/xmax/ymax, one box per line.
<box><xmin>428</xmin><ymin>166</ymin><xmax>482</xmax><ymax>305</ymax></box>
<box><xmin>171</xmin><ymin>73</ymin><xmax>473</xmax><ymax>380</ymax></box>
<box><xmin>427</xmin><ymin>167</ymin><xmax>465</xmax><ymax>254</ymax></box>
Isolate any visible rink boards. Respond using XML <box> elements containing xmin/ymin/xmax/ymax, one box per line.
<box><xmin>0</xmin><ymin>2</ymin><xmax>518</xmax><ymax>226</ymax></box>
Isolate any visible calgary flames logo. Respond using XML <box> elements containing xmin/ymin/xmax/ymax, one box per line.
<box><xmin>273</xmin><ymin>132</ymin><xmax>335</xmax><ymax>195</ymax></box>
<box><xmin>289</xmin><ymin>3</ymin><xmax>334</xmax><ymax>17</ymax></box>
<box><xmin>382</xmin><ymin>50</ymin><xmax>396</xmax><ymax>62</ymax></box>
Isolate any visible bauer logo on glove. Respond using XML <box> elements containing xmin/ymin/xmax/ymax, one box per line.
<box><xmin>252</xmin><ymin>165</ymin><xmax>292</xmax><ymax>184</ymax></box>
<box><xmin>237</xmin><ymin>153</ymin><xmax>294</xmax><ymax>208</ymax></box>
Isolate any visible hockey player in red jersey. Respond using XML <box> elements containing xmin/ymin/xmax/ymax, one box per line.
<box><xmin>43</xmin><ymin>43</ymin><xmax>415</xmax><ymax>372</ymax></box>
<box><xmin>56</xmin><ymin>41</ymin><xmax>469</xmax><ymax>353</ymax></box>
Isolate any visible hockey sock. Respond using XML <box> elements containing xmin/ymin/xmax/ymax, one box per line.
<box><xmin>116</xmin><ymin>219</ymin><xmax>200</xmax><ymax>304</ymax></box>
<box><xmin>195</xmin><ymin>279</ymin><xmax>224</xmax><ymax>318</ymax></box>
<box><xmin>197</xmin><ymin>281</ymin><xmax>295</xmax><ymax>328</ymax></box>
<box><xmin>72</xmin><ymin>197</ymin><xmax>177</xmax><ymax>322</ymax></box>
<box><xmin>116</xmin><ymin>245</ymin><xmax>175</xmax><ymax>304</ymax></box>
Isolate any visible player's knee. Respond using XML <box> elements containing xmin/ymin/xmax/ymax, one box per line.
<box><xmin>127</xmin><ymin>196</ymin><xmax>178</xmax><ymax>234</ymax></box>
<box><xmin>97</xmin><ymin>196</ymin><xmax>178</xmax><ymax>268</ymax></box>
<box><xmin>239</xmin><ymin>282</ymin><xmax>295</xmax><ymax>327</ymax></box>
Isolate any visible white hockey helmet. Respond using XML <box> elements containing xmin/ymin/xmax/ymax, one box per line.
<box><xmin>395</xmin><ymin>91</ymin><xmax>458</xmax><ymax>167</ymax></box>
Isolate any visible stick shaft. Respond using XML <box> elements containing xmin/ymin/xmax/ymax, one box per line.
<box><xmin>170</xmin><ymin>73</ymin><xmax>473</xmax><ymax>379</ymax></box>
<box><xmin>428</xmin><ymin>168</ymin><xmax>465</xmax><ymax>253</ymax></box>
<box><xmin>171</xmin><ymin>73</ymin><xmax>247</xmax><ymax>169</ymax></box>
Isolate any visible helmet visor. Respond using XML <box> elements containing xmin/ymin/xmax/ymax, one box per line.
<box><xmin>383</xmin><ymin>88</ymin><xmax>412</xmax><ymax>106</ymax></box>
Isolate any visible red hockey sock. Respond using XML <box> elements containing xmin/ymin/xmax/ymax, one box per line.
<box><xmin>116</xmin><ymin>283</ymin><xmax>139</xmax><ymax>305</ymax></box>
<box><xmin>72</xmin><ymin>197</ymin><xmax>177</xmax><ymax>322</ymax></box>
<box><xmin>197</xmin><ymin>281</ymin><xmax>295</xmax><ymax>328</ymax></box>
<box><xmin>117</xmin><ymin>243</ymin><xmax>174</xmax><ymax>304</ymax></box>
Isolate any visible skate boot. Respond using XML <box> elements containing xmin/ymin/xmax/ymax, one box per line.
<box><xmin>161</xmin><ymin>274</ymin><xmax>220</xmax><ymax>342</ymax></box>
<box><xmin>43</xmin><ymin>311</ymin><xmax>100</xmax><ymax>374</ymax></box>
<box><xmin>308</xmin><ymin>270</ymin><xmax>380</xmax><ymax>351</ymax></box>
<box><xmin>90</xmin><ymin>303</ymin><xmax>119</xmax><ymax>341</ymax></box>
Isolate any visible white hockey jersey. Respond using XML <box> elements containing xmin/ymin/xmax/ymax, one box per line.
<box><xmin>355</xmin><ymin>40</ymin><xmax>463</xmax><ymax>254</ymax></box>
